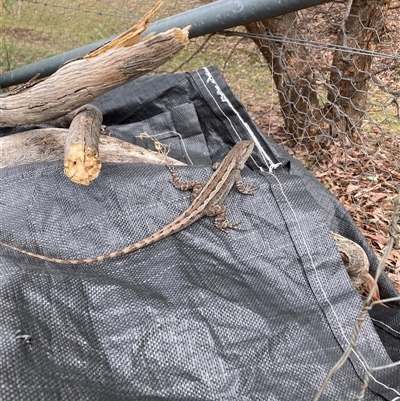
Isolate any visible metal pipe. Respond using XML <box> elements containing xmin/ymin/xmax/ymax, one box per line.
<box><xmin>0</xmin><ymin>0</ymin><xmax>331</xmax><ymax>88</ymax></box>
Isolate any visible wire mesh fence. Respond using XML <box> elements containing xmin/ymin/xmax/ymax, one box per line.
<box><xmin>1</xmin><ymin>0</ymin><xmax>400</xmax><ymax>398</ymax></box>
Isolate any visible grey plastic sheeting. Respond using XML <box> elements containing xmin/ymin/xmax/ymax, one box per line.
<box><xmin>1</xmin><ymin>67</ymin><xmax>399</xmax><ymax>400</ymax></box>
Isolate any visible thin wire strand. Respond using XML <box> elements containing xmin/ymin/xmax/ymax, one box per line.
<box><xmin>219</xmin><ymin>30</ymin><xmax>400</xmax><ymax>62</ymax></box>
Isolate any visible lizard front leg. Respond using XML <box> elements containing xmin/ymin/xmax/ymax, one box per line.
<box><xmin>212</xmin><ymin>161</ymin><xmax>256</xmax><ymax>195</ymax></box>
<box><xmin>167</xmin><ymin>165</ymin><xmax>203</xmax><ymax>200</ymax></box>
<box><xmin>211</xmin><ymin>168</ymin><xmax>255</xmax><ymax>230</ymax></box>
<box><xmin>233</xmin><ymin>169</ymin><xmax>257</xmax><ymax>195</ymax></box>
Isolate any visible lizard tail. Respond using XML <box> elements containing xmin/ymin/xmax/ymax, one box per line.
<box><xmin>0</xmin><ymin>210</ymin><xmax>200</xmax><ymax>265</ymax></box>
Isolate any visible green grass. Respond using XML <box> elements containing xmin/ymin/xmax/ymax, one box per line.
<box><xmin>0</xmin><ymin>0</ymin><xmax>135</xmax><ymax>73</ymax></box>
<box><xmin>366</xmin><ymin>86</ymin><xmax>400</xmax><ymax>135</ymax></box>
<box><xmin>0</xmin><ymin>0</ymin><xmax>207</xmax><ymax>74</ymax></box>
<box><xmin>0</xmin><ymin>0</ymin><xmax>275</xmax><ymax>104</ymax></box>
<box><xmin>160</xmin><ymin>33</ymin><xmax>276</xmax><ymax>104</ymax></box>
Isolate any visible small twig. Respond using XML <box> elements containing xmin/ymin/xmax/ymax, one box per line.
<box><xmin>222</xmin><ymin>35</ymin><xmax>247</xmax><ymax>72</ymax></box>
<box><xmin>371</xmin><ymin>73</ymin><xmax>400</xmax><ymax>98</ymax></box>
<box><xmin>391</xmin><ymin>99</ymin><xmax>400</xmax><ymax>121</ymax></box>
<box><xmin>168</xmin><ymin>34</ymin><xmax>214</xmax><ymax>73</ymax></box>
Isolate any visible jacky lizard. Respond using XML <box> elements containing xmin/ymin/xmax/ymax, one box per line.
<box><xmin>0</xmin><ymin>140</ymin><xmax>256</xmax><ymax>264</ymax></box>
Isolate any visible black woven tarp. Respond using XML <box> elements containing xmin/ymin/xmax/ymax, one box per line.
<box><xmin>1</xmin><ymin>67</ymin><xmax>399</xmax><ymax>400</ymax></box>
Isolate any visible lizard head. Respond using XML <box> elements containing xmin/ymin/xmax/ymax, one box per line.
<box><xmin>234</xmin><ymin>140</ymin><xmax>254</xmax><ymax>169</ymax></box>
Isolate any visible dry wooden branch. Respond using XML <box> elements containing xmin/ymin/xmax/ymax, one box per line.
<box><xmin>63</xmin><ymin>105</ymin><xmax>103</xmax><ymax>185</ymax></box>
<box><xmin>0</xmin><ymin>128</ymin><xmax>185</xmax><ymax>169</ymax></box>
<box><xmin>0</xmin><ymin>3</ymin><xmax>189</xmax><ymax>185</ymax></box>
<box><xmin>0</xmin><ymin>2</ymin><xmax>189</xmax><ymax>127</ymax></box>
<box><xmin>331</xmin><ymin>232</ymin><xmax>370</xmax><ymax>294</ymax></box>
<box><xmin>86</xmin><ymin>1</ymin><xmax>163</xmax><ymax>58</ymax></box>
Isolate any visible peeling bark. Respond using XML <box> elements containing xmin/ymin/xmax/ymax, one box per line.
<box><xmin>0</xmin><ymin>2</ymin><xmax>189</xmax><ymax>127</ymax></box>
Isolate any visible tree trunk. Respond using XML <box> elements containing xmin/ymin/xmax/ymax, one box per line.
<box><xmin>246</xmin><ymin>13</ymin><xmax>323</xmax><ymax>141</ymax></box>
<box><xmin>327</xmin><ymin>0</ymin><xmax>390</xmax><ymax>142</ymax></box>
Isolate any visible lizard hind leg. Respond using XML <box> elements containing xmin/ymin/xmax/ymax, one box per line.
<box><xmin>208</xmin><ymin>204</ymin><xmax>244</xmax><ymax>232</ymax></box>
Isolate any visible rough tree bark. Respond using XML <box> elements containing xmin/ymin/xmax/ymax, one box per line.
<box><xmin>0</xmin><ymin>2</ymin><xmax>190</xmax><ymax>185</ymax></box>
<box><xmin>0</xmin><ymin>128</ymin><xmax>185</xmax><ymax>170</ymax></box>
<box><xmin>0</xmin><ymin>2</ymin><xmax>189</xmax><ymax>127</ymax></box>
<box><xmin>246</xmin><ymin>14</ymin><xmax>323</xmax><ymax>141</ymax></box>
<box><xmin>245</xmin><ymin>2</ymin><xmax>390</xmax><ymax>143</ymax></box>
<box><xmin>327</xmin><ymin>0</ymin><xmax>390</xmax><ymax>141</ymax></box>
<box><xmin>63</xmin><ymin>105</ymin><xmax>103</xmax><ymax>185</ymax></box>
